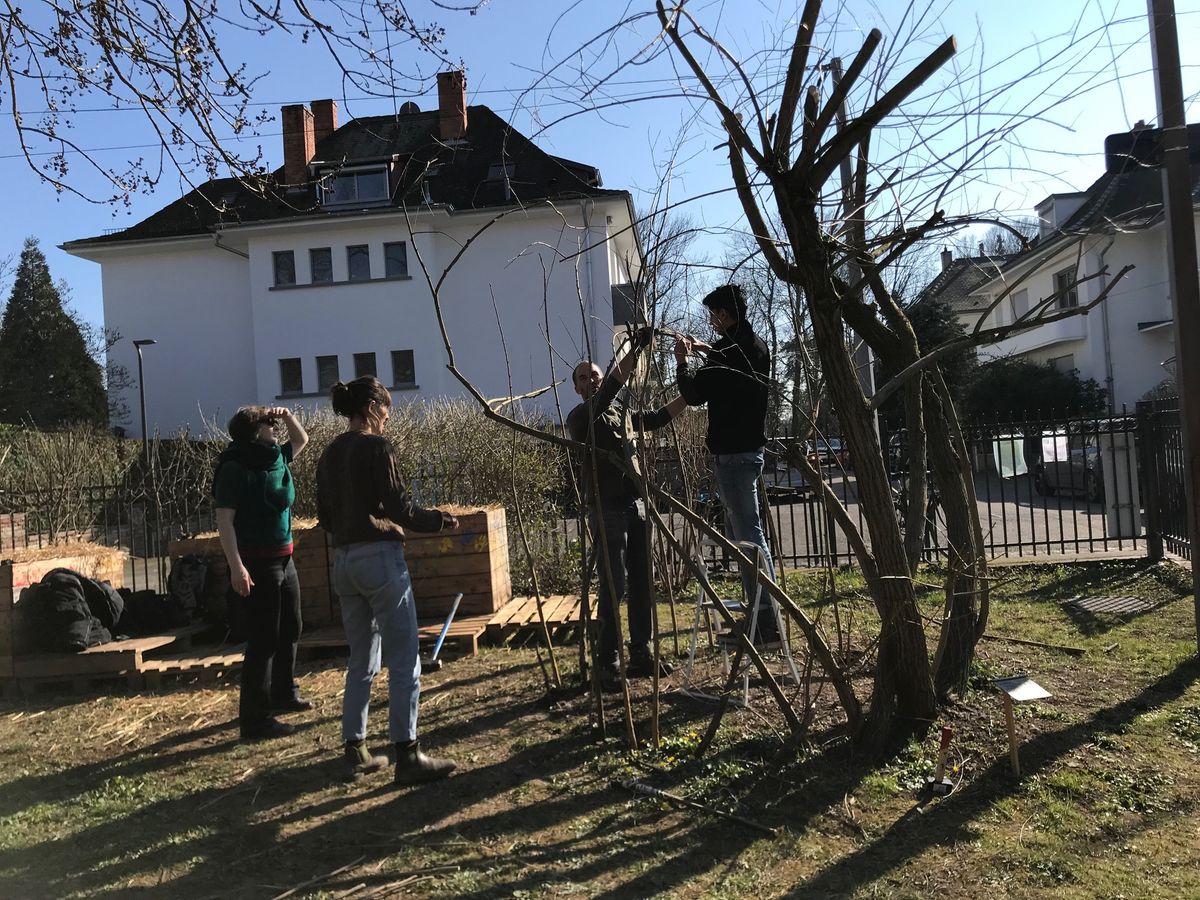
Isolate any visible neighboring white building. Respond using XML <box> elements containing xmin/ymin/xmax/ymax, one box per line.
<box><xmin>961</xmin><ymin>124</ymin><xmax>1199</xmax><ymax>411</ymax></box>
<box><xmin>64</xmin><ymin>72</ymin><xmax>642</xmax><ymax>436</ymax></box>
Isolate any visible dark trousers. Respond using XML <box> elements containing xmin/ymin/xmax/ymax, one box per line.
<box><xmin>588</xmin><ymin>496</ymin><xmax>651</xmax><ymax>661</ymax></box>
<box><xmin>239</xmin><ymin>555</ymin><xmax>302</xmax><ymax>725</ymax></box>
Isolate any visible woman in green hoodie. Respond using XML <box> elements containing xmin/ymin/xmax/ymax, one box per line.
<box><xmin>214</xmin><ymin>405</ymin><xmax>310</xmax><ymax>741</ymax></box>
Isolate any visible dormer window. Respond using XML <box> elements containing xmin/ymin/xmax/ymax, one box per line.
<box><xmin>319</xmin><ymin>165</ymin><xmax>390</xmax><ymax>207</ymax></box>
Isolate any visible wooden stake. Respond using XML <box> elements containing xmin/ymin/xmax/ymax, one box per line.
<box><xmin>1003</xmin><ymin>694</ymin><xmax>1020</xmax><ymax>776</ymax></box>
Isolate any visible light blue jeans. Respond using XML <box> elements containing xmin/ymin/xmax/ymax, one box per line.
<box><xmin>333</xmin><ymin>541</ymin><xmax>421</xmax><ymax>744</ymax></box>
<box><xmin>713</xmin><ymin>450</ymin><xmax>775</xmax><ymax>610</ymax></box>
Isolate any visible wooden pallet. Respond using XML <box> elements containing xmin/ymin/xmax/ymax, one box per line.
<box><xmin>0</xmin><ymin>624</ymin><xmax>235</xmax><ymax>697</ymax></box>
<box><xmin>139</xmin><ymin>647</ymin><xmax>246</xmax><ymax>688</ymax></box>
<box><xmin>298</xmin><ymin>613</ymin><xmax>490</xmax><ymax>659</ymax></box>
<box><xmin>485</xmin><ymin>595</ymin><xmax>582</xmax><ymax>643</ymax></box>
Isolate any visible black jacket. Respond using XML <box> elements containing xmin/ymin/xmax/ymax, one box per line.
<box><xmin>567</xmin><ymin>370</ymin><xmax>673</xmax><ymax>501</ymax></box>
<box><xmin>677</xmin><ymin>322</ymin><xmax>771</xmax><ymax>454</ymax></box>
<box><xmin>27</xmin><ymin>568</ymin><xmax>125</xmax><ymax>653</ymax></box>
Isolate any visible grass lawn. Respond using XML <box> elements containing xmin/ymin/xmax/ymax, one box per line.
<box><xmin>1</xmin><ymin>558</ymin><xmax>1199</xmax><ymax>898</ymax></box>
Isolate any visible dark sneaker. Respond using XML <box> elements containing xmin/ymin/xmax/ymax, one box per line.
<box><xmin>271</xmin><ymin>696</ymin><xmax>314</xmax><ymax>713</ymax></box>
<box><xmin>343</xmin><ymin>741</ymin><xmax>389</xmax><ymax>782</ymax></box>
<box><xmin>599</xmin><ymin>665</ymin><xmax>624</xmax><ymax>693</ymax></box>
<box><xmin>394</xmin><ymin>742</ymin><xmax>457</xmax><ymax>786</ymax></box>
<box><xmin>627</xmin><ymin>650</ymin><xmax>673</xmax><ymax>679</ymax></box>
<box><xmin>240</xmin><ymin>717</ymin><xmax>295</xmax><ymax>741</ymax></box>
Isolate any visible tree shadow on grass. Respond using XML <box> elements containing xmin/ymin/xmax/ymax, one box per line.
<box><xmin>781</xmin><ymin>656</ymin><xmax>1200</xmax><ymax>898</ymax></box>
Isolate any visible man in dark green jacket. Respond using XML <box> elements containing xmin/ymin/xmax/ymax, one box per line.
<box><xmin>567</xmin><ymin>328</ymin><xmax>684</xmax><ymax>689</ymax></box>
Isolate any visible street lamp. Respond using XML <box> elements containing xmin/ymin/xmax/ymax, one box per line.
<box><xmin>132</xmin><ymin>339</ymin><xmax>159</xmax><ymax>591</ymax></box>
<box><xmin>132</xmin><ymin>339</ymin><xmax>156</xmax><ymax>461</ymax></box>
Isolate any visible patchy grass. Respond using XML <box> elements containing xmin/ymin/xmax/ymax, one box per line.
<box><xmin>1</xmin><ymin>558</ymin><xmax>1199</xmax><ymax>897</ymax></box>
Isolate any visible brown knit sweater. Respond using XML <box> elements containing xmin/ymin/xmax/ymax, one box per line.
<box><xmin>316</xmin><ymin>431</ymin><xmax>447</xmax><ymax>547</ymax></box>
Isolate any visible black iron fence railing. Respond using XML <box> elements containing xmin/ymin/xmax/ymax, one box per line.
<box><xmin>0</xmin><ymin>402</ymin><xmax>1188</xmax><ymax>595</ymax></box>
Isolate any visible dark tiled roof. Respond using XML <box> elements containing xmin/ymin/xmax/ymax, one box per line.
<box><xmin>914</xmin><ymin>256</ymin><xmax>1011</xmax><ymax>314</ymax></box>
<box><xmin>1055</xmin><ymin>161</ymin><xmax>1200</xmax><ymax>235</ymax></box>
<box><xmin>69</xmin><ymin>106</ymin><xmax>623</xmax><ymax>246</ymax></box>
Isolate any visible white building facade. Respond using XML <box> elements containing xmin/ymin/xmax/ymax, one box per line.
<box><xmin>967</xmin><ymin>125</ymin><xmax>1198</xmax><ymax>411</ymax></box>
<box><xmin>65</xmin><ymin>73</ymin><xmax>641</xmax><ymax>436</ymax></box>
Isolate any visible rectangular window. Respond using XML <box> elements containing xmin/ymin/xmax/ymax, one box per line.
<box><xmin>354</xmin><ymin>352</ymin><xmax>377</xmax><ymax>378</ymax></box>
<box><xmin>1048</xmin><ymin>353</ymin><xmax>1075</xmax><ymax>373</ymax></box>
<box><xmin>347</xmin><ymin>245</ymin><xmax>371</xmax><ymax>282</ymax></box>
<box><xmin>391</xmin><ymin>349</ymin><xmax>416</xmax><ymax>387</ymax></box>
<box><xmin>310</xmin><ymin>247</ymin><xmax>333</xmax><ymax>284</ymax></box>
<box><xmin>1054</xmin><ymin>267</ymin><xmax>1078</xmax><ymax>310</ymax></box>
<box><xmin>1011</xmin><ymin>288</ymin><xmax>1029</xmax><ymax>320</ymax></box>
<box><xmin>279</xmin><ymin>357</ymin><xmax>303</xmax><ymax>395</ymax></box>
<box><xmin>320</xmin><ymin>168</ymin><xmax>389</xmax><ymax>206</ymax></box>
<box><xmin>272</xmin><ymin>250</ymin><xmax>296</xmax><ymax>287</ymax></box>
<box><xmin>384</xmin><ymin>241</ymin><xmax>408</xmax><ymax>278</ymax></box>
<box><xmin>316</xmin><ymin>355</ymin><xmax>340</xmax><ymax>392</ymax></box>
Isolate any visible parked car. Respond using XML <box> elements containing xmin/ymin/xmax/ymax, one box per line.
<box><xmin>1033</xmin><ymin>429</ymin><xmax>1104</xmax><ymax>502</ymax></box>
<box><xmin>806</xmin><ymin>437</ymin><xmax>850</xmax><ymax>469</ymax></box>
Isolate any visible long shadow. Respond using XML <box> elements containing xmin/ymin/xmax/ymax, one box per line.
<box><xmin>784</xmin><ymin>657</ymin><xmax>1200</xmax><ymax>898</ymax></box>
<box><xmin>0</xmin><ymin>714</ymin><xmax>252</xmax><ymax>819</ymax></box>
<box><xmin>1058</xmin><ymin>594</ymin><xmax>1183</xmax><ymax>637</ymax></box>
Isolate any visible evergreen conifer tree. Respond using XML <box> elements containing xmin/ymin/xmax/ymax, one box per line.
<box><xmin>0</xmin><ymin>238</ymin><xmax>107</xmax><ymax>427</ymax></box>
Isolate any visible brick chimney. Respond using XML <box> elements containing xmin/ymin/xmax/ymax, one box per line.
<box><xmin>281</xmin><ymin>104</ymin><xmax>315</xmax><ymax>186</ymax></box>
<box><xmin>312</xmin><ymin>99</ymin><xmax>338</xmax><ymax>145</ymax></box>
<box><xmin>940</xmin><ymin>247</ymin><xmax>952</xmax><ymax>271</ymax></box>
<box><xmin>437</xmin><ymin>70</ymin><xmax>467</xmax><ymax>142</ymax></box>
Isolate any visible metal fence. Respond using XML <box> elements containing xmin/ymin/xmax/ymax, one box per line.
<box><xmin>0</xmin><ymin>403</ymin><xmax>1189</xmax><ymax>595</ymax></box>
<box><xmin>0</xmin><ymin>478</ymin><xmax>213</xmax><ymax>592</ymax></box>
<box><xmin>1138</xmin><ymin>397</ymin><xmax>1190</xmax><ymax>561</ymax></box>
<box><xmin>703</xmin><ymin>407</ymin><xmax>1161</xmax><ymax>569</ymax></box>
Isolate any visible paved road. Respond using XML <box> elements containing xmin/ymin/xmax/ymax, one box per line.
<box><xmin>725</xmin><ymin>466</ymin><xmax>1144</xmax><ymax>568</ymax></box>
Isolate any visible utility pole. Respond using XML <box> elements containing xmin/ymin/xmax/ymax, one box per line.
<box><xmin>1147</xmin><ymin>0</ymin><xmax>1200</xmax><ymax>651</ymax></box>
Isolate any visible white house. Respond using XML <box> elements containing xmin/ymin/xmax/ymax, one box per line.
<box><xmin>64</xmin><ymin>72</ymin><xmax>642</xmax><ymax>437</ymax></box>
<box><xmin>961</xmin><ymin>124</ymin><xmax>1199</xmax><ymax>411</ymax></box>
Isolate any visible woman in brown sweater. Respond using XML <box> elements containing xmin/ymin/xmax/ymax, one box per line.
<box><xmin>316</xmin><ymin>376</ymin><xmax>458</xmax><ymax>784</ymax></box>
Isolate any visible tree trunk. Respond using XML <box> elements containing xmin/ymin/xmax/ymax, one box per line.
<box><xmin>924</xmin><ymin>373</ymin><xmax>989</xmax><ymax>696</ymax></box>
<box><xmin>807</xmin><ymin>299</ymin><xmax>937</xmax><ymax>747</ymax></box>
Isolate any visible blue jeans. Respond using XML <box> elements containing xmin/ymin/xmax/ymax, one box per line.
<box><xmin>713</xmin><ymin>450</ymin><xmax>775</xmax><ymax>612</ymax></box>
<box><xmin>333</xmin><ymin>541</ymin><xmax>421</xmax><ymax>744</ymax></box>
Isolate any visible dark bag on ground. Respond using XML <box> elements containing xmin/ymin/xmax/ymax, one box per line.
<box><xmin>166</xmin><ymin>554</ymin><xmax>208</xmax><ymax>622</ymax></box>
<box><xmin>116</xmin><ymin>588</ymin><xmax>185</xmax><ymax>636</ymax></box>
<box><xmin>25</xmin><ymin>568</ymin><xmax>125</xmax><ymax>653</ymax></box>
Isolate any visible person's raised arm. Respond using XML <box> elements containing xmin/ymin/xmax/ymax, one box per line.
<box><xmin>269</xmin><ymin>406</ymin><xmax>308</xmax><ymax>458</ymax></box>
<box><xmin>591</xmin><ymin>326</ymin><xmax>655</xmax><ymax>415</ymax></box>
<box><xmin>674</xmin><ymin>335</ymin><xmax>709</xmax><ymax>406</ymax></box>
<box><xmin>633</xmin><ymin>394</ymin><xmax>687</xmax><ymax>431</ymax></box>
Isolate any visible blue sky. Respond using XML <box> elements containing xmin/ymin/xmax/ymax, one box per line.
<box><xmin>1</xmin><ymin>0</ymin><xmax>1196</xmax><ymax>332</ymax></box>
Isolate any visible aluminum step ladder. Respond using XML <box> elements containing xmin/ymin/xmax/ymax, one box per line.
<box><xmin>679</xmin><ymin>541</ymin><xmax>801</xmax><ymax>706</ymax></box>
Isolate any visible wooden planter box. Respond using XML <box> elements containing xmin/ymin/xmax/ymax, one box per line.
<box><xmin>406</xmin><ymin>507</ymin><xmax>511</xmax><ymax>618</ymax></box>
<box><xmin>168</xmin><ymin>506</ymin><xmax>510</xmax><ymax>626</ymax></box>
<box><xmin>170</xmin><ymin>526</ymin><xmax>337</xmax><ymax>629</ymax></box>
<box><xmin>0</xmin><ymin>546</ymin><xmax>128</xmax><ymax>680</ymax></box>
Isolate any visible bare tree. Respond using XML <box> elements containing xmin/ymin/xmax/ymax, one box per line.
<box><xmin>0</xmin><ymin>0</ymin><xmax>487</xmax><ymax>205</ymax></box>
<box><xmin>638</xmin><ymin>0</ymin><xmax>1141</xmax><ymax>749</ymax></box>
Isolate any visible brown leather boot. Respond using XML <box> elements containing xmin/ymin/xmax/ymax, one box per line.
<box><xmin>343</xmin><ymin>741</ymin><xmax>389</xmax><ymax>782</ymax></box>
<box><xmin>394</xmin><ymin>741</ymin><xmax>457</xmax><ymax>786</ymax></box>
